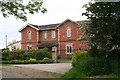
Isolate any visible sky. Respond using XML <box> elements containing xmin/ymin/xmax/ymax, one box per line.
<box><xmin>0</xmin><ymin>0</ymin><xmax>91</xmax><ymax>49</ymax></box>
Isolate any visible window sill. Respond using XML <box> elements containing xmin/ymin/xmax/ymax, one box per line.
<box><xmin>66</xmin><ymin>53</ymin><xmax>72</xmax><ymax>54</ymax></box>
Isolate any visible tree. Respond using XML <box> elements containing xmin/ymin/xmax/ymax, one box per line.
<box><xmin>81</xmin><ymin>2</ymin><xmax>120</xmax><ymax>52</ymax></box>
<box><xmin>0</xmin><ymin>0</ymin><xmax>47</xmax><ymax>21</ymax></box>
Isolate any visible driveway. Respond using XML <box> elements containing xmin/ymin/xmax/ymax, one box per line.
<box><xmin>12</xmin><ymin>63</ymin><xmax>72</xmax><ymax>74</ymax></box>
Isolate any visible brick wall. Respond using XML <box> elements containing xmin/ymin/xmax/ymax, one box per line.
<box><xmin>39</xmin><ymin>30</ymin><xmax>58</xmax><ymax>41</ymax></box>
<box><xmin>58</xmin><ymin>21</ymin><xmax>89</xmax><ymax>57</ymax></box>
<box><xmin>21</xmin><ymin>26</ymin><xmax>38</xmax><ymax>49</ymax></box>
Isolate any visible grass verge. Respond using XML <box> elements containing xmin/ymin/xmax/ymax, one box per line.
<box><xmin>0</xmin><ymin>64</ymin><xmax>9</xmax><ymax>66</ymax></box>
<box><xmin>61</xmin><ymin>68</ymin><xmax>87</xmax><ymax>78</ymax></box>
<box><xmin>57</xmin><ymin>58</ymin><xmax>71</xmax><ymax>63</ymax></box>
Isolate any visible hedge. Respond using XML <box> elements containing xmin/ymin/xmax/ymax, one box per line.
<box><xmin>1</xmin><ymin>59</ymin><xmax>54</xmax><ymax>64</ymax></box>
<box><xmin>72</xmin><ymin>50</ymin><xmax>120</xmax><ymax>76</ymax></box>
<box><xmin>1</xmin><ymin>48</ymin><xmax>51</xmax><ymax>60</ymax></box>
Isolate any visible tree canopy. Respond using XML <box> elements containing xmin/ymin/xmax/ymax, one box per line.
<box><xmin>82</xmin><ymin>2</ymin><xmax>120</xmax><ymax>52</ymax></box>
<box><xmin>0</xmin><ymin>0</ymin><xmax>47</xmax><ymax>21</ymax></box>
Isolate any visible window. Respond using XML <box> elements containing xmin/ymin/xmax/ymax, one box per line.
<box><xmin>66</xmin><ymin>44</ymin><xmax>72</xmax><ymax>54</ymax></box>
<box><xmin>27</xmin><ymin>45</ymin><xmax>32</xmax><ymax>50</ymax></box>
<box><xmin>12</xmin><ymin>46</ymin><xmax>16</xmax><ymax>51</ymax></box>
<box><xmin>67</xmin><ymin>28</ymin><xmax>71</xmax><ymax>37</ymax></box>
<box><xmin>52</xmin><ymin>31</ymin><xmax>55</xmax><ymax>38</ymax></box>
<box><xmin>44</xmin><ymin>32</ymin><xmax>47</xmax><ymax>39</ymax></box>
<box><xmin>28</xmin><ymin>31</ymin><xmax>31</xmax><ymax>40</ymax></box>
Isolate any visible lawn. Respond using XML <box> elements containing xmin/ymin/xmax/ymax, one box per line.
<box><xmin>0</xmin><ymin>64</ymin><xmax>9</xmax><ymax>66</ymax></box>
<box><xmin>57</xmin><ymin>58</ymin><xmax>71</xmax><ymax>63</ymax></box>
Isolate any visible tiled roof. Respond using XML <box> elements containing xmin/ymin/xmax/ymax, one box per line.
<box><xmin>30</xmin><ymin>23</ymin><xmax>59</xmax><ymax>30</ymax></box>
<box><xmin>19</xmin><ymin>19</ymin><xmax>88</xmax><ymax>32</ymax></box>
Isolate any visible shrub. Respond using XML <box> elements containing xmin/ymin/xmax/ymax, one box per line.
<box><xmin>43</xmin><ymin>57</ymin><xmax>49</xmax><ymax>60</ymax></box>
<box><xmin>29</xmin><ymin>48</ymin><xmax>51</xmax><ymax>60</ymax></box>
<box><xmin>42</xmin><ymin>59</ymin><xmax>54</xmax><ymax>63</ymax></box>
<box><xmin>72</xmin><ymin>50</ymin><xmax>88</xmax><ymax>68</ymax></box>
<box><xmin>29</xmin><ymin>58</ymin><xmax>36</xmax><ymax>61</ymax></box>
<box><xmin>2</xmin><ymin>59</ymin><xmax>53</xmax><ymax>64</ymax></box>
<box><xmin>2</xmin><ymin>61</ymin><xmax>10</xmax><ymax>64</ymax></box>
<box><xmin>24</xmin><ymin>60</ymin><xmax>31</xmax><ymax>64</ymax></box>
<box><xmin>39</xmin><ymin>60</ymin><xmax>46</xmax><ymax>64</ymax></box>
<box><xmin>2</xmin><ymin>48</ymin><xmax>51</xmax><ymax>61</ymax></box>
<box><xmin>30</xmin><ymin>60</ymin><xmax>38</xmax><ymax>64</ymax></box>
<box><xmin>72</xmin><ymin>50</ymin><xmax>120</xmax><ymax>76</ymax></box>
<box><xmin>72</xmin><ymin>51</ymin><xmax>109</xmax><ymax>76</ymax></box>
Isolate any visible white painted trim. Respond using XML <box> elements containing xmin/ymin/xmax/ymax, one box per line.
<box><xmin>44</xmin><ymin>31</ymin><xmax>47</xmax><ymax>39</ymax></box>
<box><xmin>66</xmin><ymin>43</ymin><xmax>73</xmax><ymax>54</ymax></box>
<box><xmin>27</xmin><ymin>45</ymin><xmax>32</xmax><ymax>50</ymax></box>
<box><xmin>67</xmin><ymin>27</ymin><xmax>71</xmax><ymax>37</ymax></box>
<box><xmin>58</xmin><ymin>29</ymin><xmax>60</xmax><ymax>56</ymax></box>
<box><xmin>37</xmin><ymin>31</ymin><xmax>39</xmax><ymax>41</ymax></box>
<box><xmin>19</xmin><ymin>23</ymin><xmax>39</xmax><ymax>32</ymax></box>
<box><xmin>56</xmin><ymin>19</ymin><xmax>80</xmax><ymax>28</ymax></box>
<box><xmin>28</xmin><ymin>30</ymin><xmax>32</xmax><ymax>40</ymax></box>
<box><xmin>52</xmin><ymin>31</ymin><xmax>56</xmax><ymax>38</ymax></box>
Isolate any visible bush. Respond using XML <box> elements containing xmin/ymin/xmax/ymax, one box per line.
<box><xmin>30</xmin><ymin>60</ymin><xmax>38</xmax><ymax>64</ymax></box>
<box><xmin>72</xmin><ymin>50</ymin><xmax>120</xmax><ymax>76</ymax></box>
<box><xmin>2</xmin><ymin>59</ymin><xmax>53</xmax><ymax>64</ymax></box>
<box><xmin>2</xmin><ymin>61</ymin><xmax>10</xmax><ymax>64</ymax></box>
<box><xmin>72</xmin><ymin>50</ymin><xmax>88</xmax><ymax>68</ymax></box>
<box><xmin>2</xmin><ymin>48</ymin><xmax>51</xmax><ymax>61</ymax></box>
<box><xmin>24</xmin><ymin>60</ymin><xmax>31</xmax><ymax>64</ymax></box>
<box><xmin>42</xmin><ymin>59</ymin><xmax>54</xmax><ymax>63</ymax></box>
<box><xmin>28</xmin><ymin>48</ymin><xmax>51</xmax><ymax>60</ymax></box>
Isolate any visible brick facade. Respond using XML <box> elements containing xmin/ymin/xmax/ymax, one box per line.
<box><xmin>19</xmin><ymin>19</ymin><xmax>89</xmax><ymax>57</ymax></box>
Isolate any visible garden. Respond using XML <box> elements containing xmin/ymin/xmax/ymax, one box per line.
<box><xmin>61</xmin><ymin>50</ymin><xmax>120</xmax><ymax>78</ymax></box>
<box><xmin>1</xmin><ymin>48</ymin><xmax>54</xmax><ymax>64</ymax></box>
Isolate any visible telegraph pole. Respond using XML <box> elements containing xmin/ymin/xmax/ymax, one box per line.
<box><xmin>5</xmin><ymin>35</ymin><xmax>7</xmax><ymax>48</ymax></box>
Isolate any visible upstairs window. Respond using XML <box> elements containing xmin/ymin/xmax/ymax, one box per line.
<box><xmin>28</xmin><ymin>31</ymin><xmax>31</xmax><ymax>40</ymax></box>
<box><xmin>44</xmin><ymin>31</ymin><xmax>47</xmax><ymax>39</ymax></box>
<box><xmin>67</xmin><ymin>28</ymin><xmax>71</xmax><ymax>37</ymax></box>
<box><xmin>52</xmin><ymin>31</ymin><xmax>55</xmax><ymax>38</ymax></box>
<box><xmin>66</xmin><ymin>44</ymin><xmax>72</xmax><ymax>54</ymax></box>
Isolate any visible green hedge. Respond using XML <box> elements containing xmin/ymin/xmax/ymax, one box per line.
<box><xmin>72</xmin><ymin>50</ymin><xmax>120</xmax><ymax>76</ymax></box>
<box><xmin>2</xmin><ymin>59</ymin><xmax>54</xmax><ymax>64</ymax></box>
<box><xmin>2</xmin><ymin>48</ymin><xmax>51</xmax><ymax>60</ymax></box>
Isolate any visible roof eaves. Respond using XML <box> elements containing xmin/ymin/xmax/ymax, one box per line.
<box><xmin>19</xmin><ymin>23</ymin><xmax>39</xmax><ymax>32</ymax></box>
<box><xmin>56</xmin><ymin>19</ymin><xmax>81</xmax><ymax>28</ymax></box>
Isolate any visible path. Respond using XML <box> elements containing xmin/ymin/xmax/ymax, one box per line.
<box><xmin>1</xmin><ymin>66</ymin><xmax>57</xmax><ymax>78</ymax></box>
<box><xmin>12</xmin><ymin>63</ymin><xmax>72</xmax><ymax>74</ymax></box>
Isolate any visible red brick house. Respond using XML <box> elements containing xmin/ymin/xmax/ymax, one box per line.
<box><xmin>19</xmin><ymin>19</ymin><xmax>89</xmax><ymax>57</ymax></box>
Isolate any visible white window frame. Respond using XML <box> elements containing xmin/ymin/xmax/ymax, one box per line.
<box><xmin>44</xmin><ymin>31</ymin><xmax>47</xmax><ymax>39</ymax></box>
<box><xmin>12</xmin><ymin>46</ymin><xmax>16</xmax><ymax>51</ymax></box>
<box><xmin>28</xmin><ymin>31</ymin><xmax>31</xmax><ymax>40</ymax></box>
<box><xmin>52</xmin><ymin>31</ymin><xmax>55</xmax><ymax>38</ymax></box>
<box><xmin>67</xmin><ymin>28</ymin><xmax>71</xmax><ymax>37</ymax></box>
<box><xmin>66</xmin><ymin>44</ymin><xmax>73</xmax><ymax>54</ymax></box>
<box><xmin>27</xmin><ymin>45</ymin><xmax>32</xmax><ymax>50</ymax></box>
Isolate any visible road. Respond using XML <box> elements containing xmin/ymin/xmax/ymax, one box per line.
<box><xmin>13</xmin><ymin>63</ymin><xmax>72</xmax><ymax>74</ymax></box>
<box><xmin>1</xmin><ymin>71</ymin><xmax>29</xmax><ymax>78</ymax></box>
<box><xmin>1</xmin><ymin>66</ymin><xmax>58</xmax><ymax>78</ymax></box>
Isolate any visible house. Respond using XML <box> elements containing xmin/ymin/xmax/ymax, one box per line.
<box><xmin>19</xmin><ymin>19</ymin><xmax>89</xmax><ymax>57</ymax></box>
<box><xmin>7</xmin><ymin>41</ymin><xmax>21</xmax><ymax>51</ymax></box>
